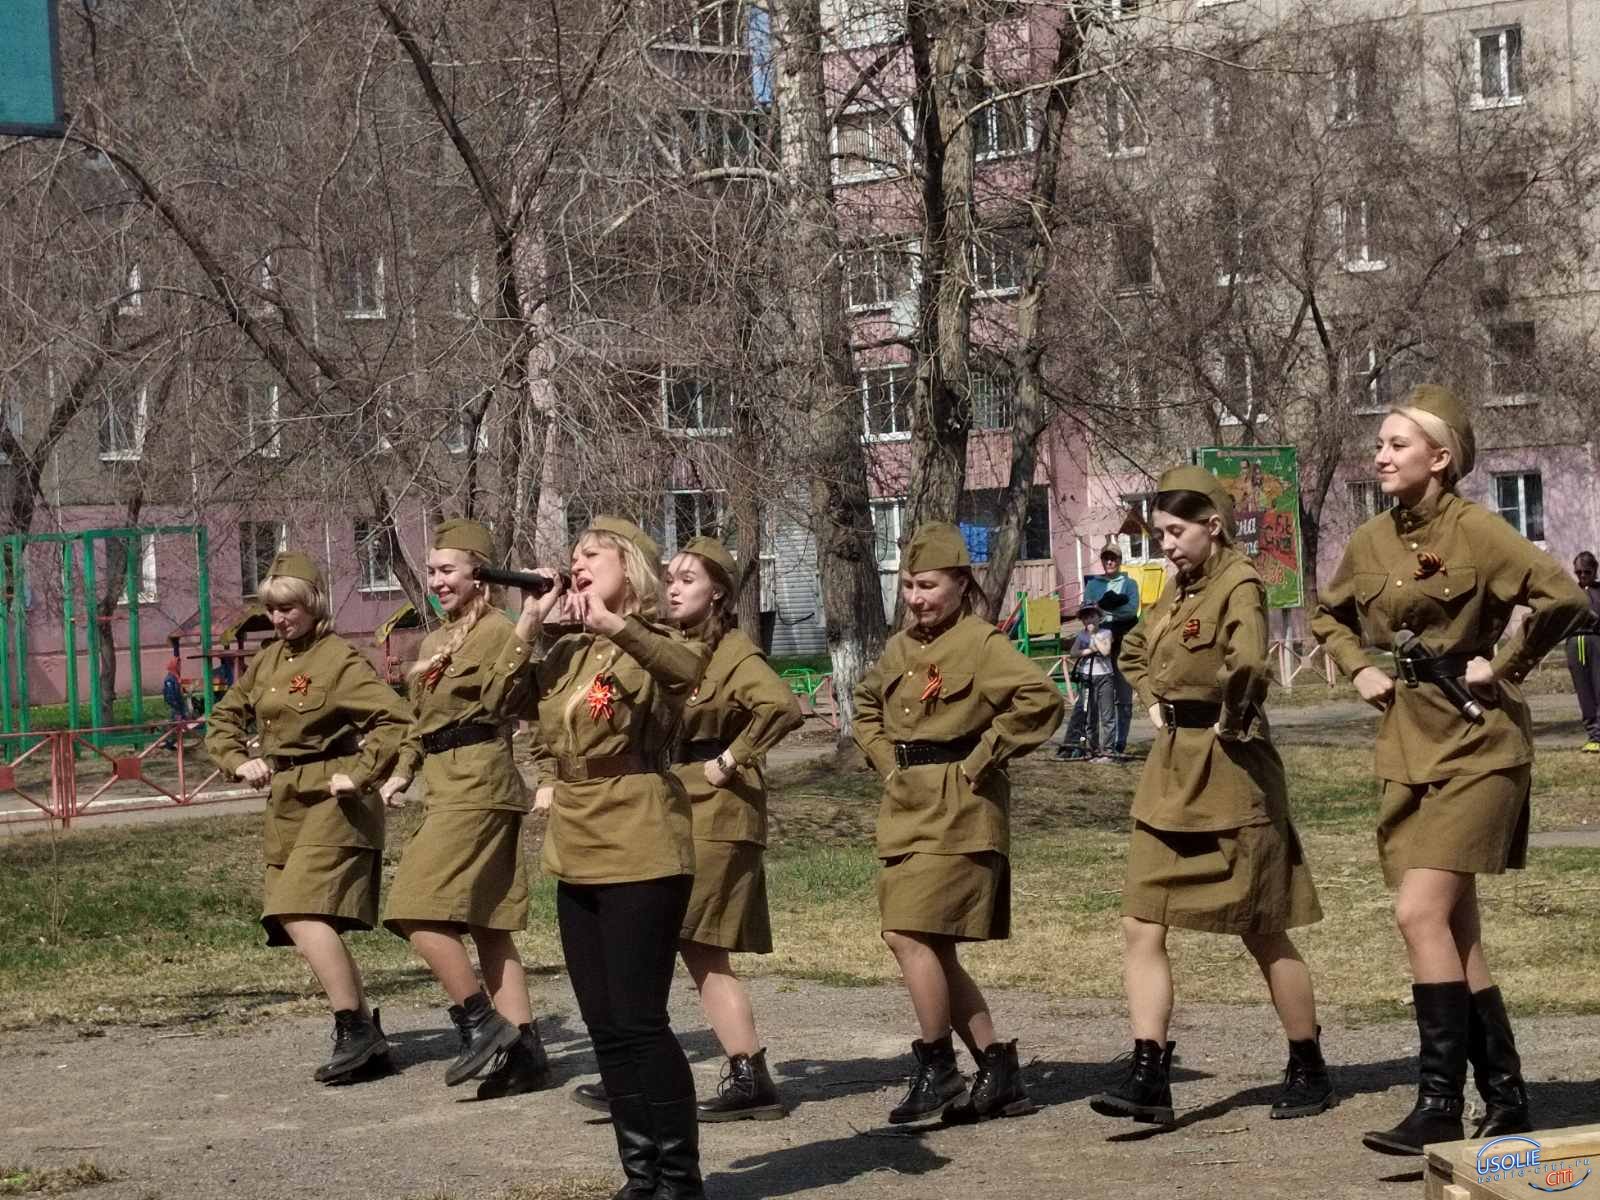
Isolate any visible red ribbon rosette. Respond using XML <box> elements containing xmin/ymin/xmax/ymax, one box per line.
<box><xmin>288</xmin><ymin>673</ymin><xmax>312</xmax><ymax>695</ymax></box>
<box><xmin>586</xmin><ymin>673</ymin><xmax>618</xmax><ymax>722</ymax></box>
<box><xmin>1413</xmin><ymin>552</ymin><xmax>1445</xmax><ymax>581</ymax></box>
<box><xmin>1182</xmin><ymin>618</ymin><xmax>1201</xmax><ymax>642</ymax></box>
<box><xmin>919</xmin><ymin>663</ymin><xmax>943</xmax><ymax>703</ymax></box>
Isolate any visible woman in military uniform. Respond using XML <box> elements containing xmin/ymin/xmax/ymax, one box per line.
<box><xmin>377</xmin><ymin>519</ymin><xmax>551</xmax><ymax>1098</ymax></box>
<box><xmin>530</xmin><ymin>517</ymin><xmax>710</xmax><ymax>1200</ymax></box>
<box><xmin>853</xmin><ymin>523</ymin><xmax>1062</xmax><ymax>1126</ymax></box>
<box><xmin>1090</xmin><ymin>467</ymin><xmax>1331</xmax><ymax>1127</ymax></box>
<box><xmin>1312</xmin><ymin>385</ymin><xmax>1588</xmax><ymax>1156</ymax></box>
<box><xmin>206</xmin><ymin>551</ymin><xmax>411</xmax><ymax>1085</ymax></box>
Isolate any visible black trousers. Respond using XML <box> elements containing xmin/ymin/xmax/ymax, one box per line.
<box><xmin>1568</xmin><ymin>634</ymin><xmax>1600</xmax><ymax>741</ymax></box>
<box><xmin>557</xmin><ymin>874</ymin><xmax>695</xmax><ymax>1102</ymax></box>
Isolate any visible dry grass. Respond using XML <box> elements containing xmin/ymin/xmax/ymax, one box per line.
<box><xmin>3</xmin><ymin>725</ymin><xmax>1599</xmax><ymax>1030</ymax></box>
<box><xmin>0</xmin><ymin>1161</ymin><xmax>114</xmax><ymax>1196</ymax></box>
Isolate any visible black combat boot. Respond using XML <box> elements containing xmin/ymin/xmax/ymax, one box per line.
<box><xmin>1468</xmin><ymin>986</ymin><xmax>1533</xmax><ymax>1138</ymax></box>
<box><xmin>1089</xmin><ymin>1039</ymin><xmax>1174</xmax><ymax>1123</ymax></box>
<box><xmin>607</xmin><ymin>1091</ymin><xmax>658</xmax><ymax>1200</ymax></box>
<box><xmin>943</xmin><ymin>1039</ymin><xmax>1037</xmax><ymax>1124</ymax></box>
<box><xmin>888</xmin><ymin>1035</ymin><xmax>966</xmax><ymax>1124</ymax></box>
<box><xmin>1271</xmin><ymin>1027</ymin><xmax>1336</xmax><ymax>1119</ymax></box>
<box><xmin>476</xmin><ymin>1021</ymin><xmax>552</xmax><ymax>1100</ymax></box>
<box><xmin>697</xmin><ymin>1048</ymin><xmax>786</xmax><ymax>1121</ymax></box>
<box><xmin>444</xmin><ymin>991</ymin><xmax>520</xmax><ymax>1087</ymax></box>
<box><xmin>1363</xmin><ymin>981</ymin><xmax>1470</xmax><ymax>1156</ymax></box>
<box><xmin>573</xmin><ymin>1079</ymin><xmax>612</xmax><ymax>1114</ymax></box>
<box><xmin>314</xmin><ymin>1008</ymin><xmax>390</xmax><ymax>1083</ymax></box>
<box><xmin>650</xmin><ymin>1094</ymin><xmax>705</xmax><ymax>1200</ymax></box>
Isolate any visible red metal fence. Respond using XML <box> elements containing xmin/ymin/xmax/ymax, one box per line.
<box><xmin>0</xmin><ymin>720</ymin><xmax>253</xmax><ymax>828</ymax></box>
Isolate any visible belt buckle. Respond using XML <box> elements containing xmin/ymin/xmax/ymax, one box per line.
<box><xmin>1396</xmin><ymin>656</ymin><xmax>1421</xmax><ymax>687</ymax></box>
<box><xmin>893</xmin><ymin>743</ymin><xmax>911</xmax><ymax>770</ymax></box>
<box><xmin>1158</xmin><ymin>701</ymin><xmax>1177</xmax><ymax>729</ymax></box>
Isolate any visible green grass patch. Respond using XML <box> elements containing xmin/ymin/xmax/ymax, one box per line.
<box><xmin>0</xmin><ymin>1161</ymin><xmax>114</xmax><ymax>1196</ymax></box>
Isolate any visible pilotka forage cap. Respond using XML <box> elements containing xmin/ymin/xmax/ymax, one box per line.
<box><xmin>682</xmin><ymin>535</ymin><xmax>737</xmax><ymax>582</ymax></box>
<box><xmin>586</xmin><ymin>515</ymin><xmax>662</xmax><ymax>564</ymax></box>
<box><xmin>432</xmin><ymin>518</ymin><xmax>495</xmax><ymax>559</ymax></box>
<box><xmin>1398</xmin><ymin>383</ymin><xmax>1477</xmax><ymax>478</ymax></box>
<box><xmin>265</xmin><ymin>550</ymin><xmax>324</xmax><ymax>588</ymax></box>
<box><xmin>902</xmin><ymin>522</ymin><xmax>971</xmax><ymax>573</ymax></box>
<box><xmin>1156</xmin><ymin>465</ymin><xmax>1237</xmax><ymax>536</ymax></box>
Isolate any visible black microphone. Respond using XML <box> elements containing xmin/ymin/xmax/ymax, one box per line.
<box><xmin>1393</xmin><ymin>629</ymin><xmax>1486</xmax><ymax>724</ymax></box>
<box><xmin>474</xmin><ymin>565</ymin><xmax>570</xmax><ymax>596</ymax></box>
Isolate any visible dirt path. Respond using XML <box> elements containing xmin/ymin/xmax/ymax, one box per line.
<box><xmin>6</xmin><ymin>977</ymin><xmax>1600</xmax><ymax>1200</ymax></box>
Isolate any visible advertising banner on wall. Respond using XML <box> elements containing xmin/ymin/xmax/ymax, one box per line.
<box><xmin>1</xmin><ymin>1</ymin><xmax>66</xmax><ymax>138</ymax></box>
<box><xmin>1195</xmin><ymin>446</ymin><xmax>1305</xmax><ymax>610</ymax></box>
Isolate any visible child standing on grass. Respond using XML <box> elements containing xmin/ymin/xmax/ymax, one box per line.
<box><xmin>854</xmin><ymin>522</ymin><xmax>1062</xmax><ymax>1126</ymax></box>
<box><xmin>1091</xmin><ymin>466</ymin><xmax>1333</xmax><ymax>1127</ymax></box>
<box><xmin>1056</xmin><ymin>605</ymin><xmax>1115</xmax><ymax>763</ymax></box>
<box><xmin>206</xmin><ymin>552</ymin><xmax>411</xmax><ymax>1086</ymax></box>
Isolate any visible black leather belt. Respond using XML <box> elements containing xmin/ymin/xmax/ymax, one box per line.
<box><xmin>1157</xmin><ymin>700</ymin><xmax>1223</xmax><ymax>730</ymax></box>
<box><xmin>420</xmin><ymin>723</ymin><xmax>501</xmax><ymax>755</ymax></box>
<box><xmin>1395</xmin><ymin>652</ymin><xmax>1472</xmax><ymax>687</ymax></box>
<box><xmin>556</xmin><ymin>752</ymin><xmax>655</xmax><ymax>783</ymax></box>
<box><xmin>268</xmin><ymin>732</ymin><xmax>360</xmax><ymax>773</ymax></box>
<box><xmin>893</xmin><ymin>736</ymin><xmax>981</xmax><ymax>769</ymax></box>
<box><xmin>678</xmin><ymin>738</ymin><xmax>730</xmax><ymax>764</ymax></box>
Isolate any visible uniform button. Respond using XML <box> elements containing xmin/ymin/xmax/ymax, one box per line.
<box><xmin>1409</xmin><ymin>542</ymin><xmax>1418</xmax><ymax>550</ymax></box>
<box><xmin>1443</xmin><ymin>588</ymin><xmax>1451</xmax><ymax>596</ymax></box>
<box><xmin>1395</xmin><ymin>580</ymin><xmax>1404</xmax><ymax>588</ymax></box>
<box><xmin>270</xmin><ymin>687</ymin><xmax>277</xmax><ymax>692</ymax></box>
<box><xmin>902</xmin><ymin>707</ymin><xmax>911</xmax><ymax>715</ymax></box>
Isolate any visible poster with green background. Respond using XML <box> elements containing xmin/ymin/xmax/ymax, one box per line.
<box><xmin>1195</xmin><ymin>446</ymin><xmax>1305</xmax><ymax>609</ymax></box>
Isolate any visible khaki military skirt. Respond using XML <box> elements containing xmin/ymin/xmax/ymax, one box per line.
<box><xmin>382</xmin><ymin>807</ymin><xmax>529</xmax><ymax>934</ymax></box>
<box><xmin>681</xmin><ymin>839</ymin><xmax>772</xmax><ymax>953</ymax></box>
<box><xmin>262</xmin><ymin>844</ymin><xmax>382</xmax><ymax>947</ymax></box>
<box><xmin>1376</xmin><ymin>767</ymin><xmax>1531</xmax><ymax>888</ymax></box>
<box><xmin>879</xmin><ymin>850</ymin><xmax>1010</xmax><ymax>942</ymax></box>
<box><xmin>1122</xmin><ymin>820</ymin><xmax>1322</xmax><ymax>934</ymax></box>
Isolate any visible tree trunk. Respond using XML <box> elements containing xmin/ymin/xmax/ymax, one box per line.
<box><xmin>771</xmin><ymin>0</ymin><xmax>886</xmax><ymax>736</ymax></box>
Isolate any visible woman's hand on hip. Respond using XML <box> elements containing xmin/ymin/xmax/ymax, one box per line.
<box><xmin>328</xmin><ymin>772</ymin><xmax>357</xmax><ymax>796</ymax></box>
<box><xmin>1147</xmin><ymin>703</ymin><xmax>1164</xmax><ymax>733</ymax></box>
<box><xmin>533</xmin><ymin>785</ymin><xmax>554</xmax><ymax>811</ymax></box>
<box><xmin>1464</xmin><ymin>656</ymin><xmax>1500</xmax><ymax>704</ymax></box>
<box><xmin>378</xmin><ymin>774</ymin><xmax>411</xmax><ymax>809</ymax></box>
<box><xmin>236</xmin><ymin>757</ymin><xmax>272</xmax><ymax>788</ymax></box>
<box><xmin>1353</xmin><ymin>666</ymin><xmax>1395</xmax><ymax>710</ymax></box>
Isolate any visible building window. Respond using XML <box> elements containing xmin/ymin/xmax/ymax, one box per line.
<box><xmin>871</xmin><ymin>498</ymin><xmax>906</xmax><ymax>567</ymax></box>
<box><xmin>444</xmin><ymin>402</ymin><xmax>489</xmax><ymax>454</ymax></box>
<box><xmin>1348</xmin><ymin>480</ymin><xmax>1398</xmax><ymax>522</ymax></box>
<box><xmin>957</xmin><ymin>486</ymin><xmax>1050</xmax><ymax>561</ymax></box>
<box><xmin>1488</xmin><ymin>322</ymin><xmax>1537</xmax><ymax>402</ymax></box>
<box><xmin>834</xmin><ymin>106</ymin><xmax>906</xmax><ymax>183</ymax></box>
<box><xmin>844</xmin><ymin>240</ymin><xmax>916</xmax><ymax>312</ymax></box>
<box><xmin>355</xmin><ymin>520</ymin><xmax>401</xmax><ymax>593</ymax></box>
<box><xmin>1218</xmin><ymin>349</ymin><xmax>1256</xmax><ymax>426</ymax></box>
<box><xmin>1332</xmin><ymin>196</ymin><xmax>1386</xmax><ymax>272</ymax></box>
<box><xmin>449</xmin><ymin>257</ymin><xmax>482</xmax><ymax>318</ymax></box>
<box><xmin>1105</xmin><ymin>0</ymin><xmax>1139</xmax><ymax>18</ymax></box>
<box><xmin>974</xmin><ymin>90</ymin><xmax>1033</xmax><ymax>160</ymax></box>
<box><xmin>835</xmin><ymin>0</ymin><xmax>901</xmax><ymax>47</ymax></box>
<box><xmin>1329</xmin><ymin>48</ymin><xmax>1376</xmax><ymax>126</ymax></box>
<box><xmin>337</xmin><ymin>252</ymin><xmax>386</xmax><ymax>319</ymax></box>
<box><xmin>1213</xmin><ymin>196</ymin><xmax>1258</xmax><ymax>285</ymax></box>
<box><xmin>1202</xmin><ymin>75</ymin><xmax>1234</xmax><ymax>141</ymax></box>
<box><xmin>1119</xmin><ymin>492</ymin><xmax>1157</xmax><ymax>562</ymax></box>
<box><xmin>970</xmin><ymin>370</ymin><xmax>1014</xmax><ymax>430</ymax></box>
<box><xmin>240</xmin><ymin>521</ymin><xmax>287</xmax><ymax>596</ymax></box>
<box><xmin>1346</xmin><ymin>346</ymin><xmax>1392</xmax><ymax>415</ymax></box>
<box><xmin>1473</xmin><ymin>26</ymin><xmax>1523</xmax><ymax>109</ymax></box>
<box><xmin>664</xmin><ymin>371</ymin><xmax>733</xmax><ymax>434</ymax></box>
<box><xmin>107</xmin><ymin>535</ymin><xmax>158</xmax><ymax>605</ymax></box>
<box><xmin>970</xmin><ymin>230</ymin><xmax>1025</xmax><ymax>297</ymax></box>
<box><xmin>231</xmin><ymin>381</ymin><xmax>281</xmax><ymax>458</ymax></box>
<box><xmin>1104</xmin><ymin>85</ymin><xmax>1147</xmax><ymax>156</ymax></box>
<box><xmin>0</xmin><ymin>395</ymin><xmax>22</xmax><ymax>464</ymax></box>
<box><xmin>861</xmin><ymin>365</ymin><xmax>911</xmax><ymax>439</ymax></box>
<box><xmin>99</xmin><ymin>386</ymin><xmax>147</xmax><ymax>461</ymax></box>
<box><xmin>1494</xmin><ymin>471</ymin><xmax>1543</xmax><ymax>541</ymax></box>
<box><xmin>1114</xmin><ymin>219</ymin><xmax>1155</xmax><ymax>293</ymax></box>
<box><xmin>117</xmin><ymin>265</ymin><xmax>143</xmax><ymax>317</ymax></box>
<box><xmin>665</xmin><ymin>489</ymin><xmax>727</xmax><ymax>553</ymax></box>
<box><xmin>664</xmin><ymin>0</ymin><xmax>744</xmax><ymax>46</ymax></box>
<box><xmin>1478</xmin><ymin>171</ymin><xmax>1528</xmax><ymax>256</ymax></box>
<box><xmin>673</xmin><ymin>109</ymin><xmax>768</xmax><ymax>169</ymax></box>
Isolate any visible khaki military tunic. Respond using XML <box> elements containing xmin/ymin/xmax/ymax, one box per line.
<box><xmin>853</xmin><ymin>613</ymin><xmax>1062</xmax><ymax>940</ymax></box>
<box><xmin>206</xmin><ymin>632</ymin><xmax>410</xmax><ymax>944</ymax></box>
<box><xmin>1311</xmin><ymin>490</ymin><xmax>1588</xmax><ymax>883</ymax></box>
<box><xmin>383</xmin><ymin>609</ymin><xmax>538</xmax><ymax>932</ymax></box>
<box><xmin>1118</xmin><ymin>547</ymin><xmax>1321</xmax><ymax>933</ymax></box>
<box><xmin>674</xmin><ymin>629</ymin><xmax>804</xmax><ymax>951</ymax></box>
<box><xmin>533</xmin><ymin>615</ymin><xmax>710</xmax><ymax>885</ymax></box>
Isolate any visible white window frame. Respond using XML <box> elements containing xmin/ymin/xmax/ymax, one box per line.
<box><xmin>658</xmin><ymin>0</ymin><xmax>745</xmax><ymax>48</ymax></box>
<box><xmin>860</xmin><ymin>364</ymin><xmax>912</xmax><ymax>441</ymax></box>
<box><xmin>1104</xmin><ymin>85</ymin><xmax>1148</xmax><ymax>158</ymax></box>
<box><xmin>1472</xmin><ymin>26</ymin><xmax>1524</xmax><ymax>110</ymax></box>
<box><xmin>1478</xmin><ymin>172</ymin><xmax>1528</xmax><ymax>258</ymax></box>
<box><xmin>834</xmin><ymin>0</ymin><xmax>902</xmax><ymax>49</ymax></box>
<box><xmin>871</xmin><ymin>497</ymin><xmax>907</xmax><ymax>569</ymax></box>
<box><xmin>117</xmin><ymin>265</ymin><xmax>143</xmax><ymax>317</ymax></box>
<box><xmin>1345</xmin><ymin>345</ymin><xmax>1392</xmax><ymax>415</ymax></box>
<box><xmin>99</xmin><ymin>385</ymin><xmax>148</xmax><ymax>462</ymax></box>
<box><xmin>844</xmin><ymin>239</ymin><xmax>918</xmax><ymax>313</ymax></box>
<box><xmin>970</xmin><ymin>370</ymin><xmax>1014</xmax><ymax>430</ymax></box>
<box><xmin>112</xmin><ymin>535</ymin><xmax>158</xmax><ymax>606</ymax></box>
<box><xmin>1487</xmin><ymin>321</ymin><xmax>1538</xmax><ymax>406</ymax></box>
<box><xmin>1347</xmin><ymin>480</ymin><xmax>1397</xmax><ymax>522</ymax></box>
<box><xmin>970</xmin><ymin>231</ymin><xmax>1025</xmax><ymax>299</ymax></box>
<box><xmin>339</xmin><ymin>253</ymin><xmax>386</xmax><ymax>320</ymax></box>
<box><xmin>662</xmin><ymin>370</ymin><xmax>734</xmax><ymax>436</ymax></box>
<box><xmin>1217</xmin><ymin>349</ymin><xmax>1256</xmax><ymax>427</ymax></box>
<box><xmin>664</xmin><ymin>488</ymin><xmax>728</xmax><ymax>554</ymax></box>
<box><xmin>1493</xmin><ymin>471</ymin><xmax>1544</xmax><ymax>543</ymax></box>
<box><xmin>449</xmin><ymin>257</ymin><xmax>482</xmax><ymax>318</ymax></box>
<box><xmin>1114</xmin><ymin>220</ymin><xmax>1156</xmax><ymax>294</ymax></box>
<box><xmin>0</xmin><ymin>395</ymin><xmax>22</xmax><ymax>464</ymax></box>
<box><xmin>832</xmin><ymin>104</ymin><xmax>909</xmax><ymax>184</ymax></box>
<box><xmin>1202</xmin><ymin>75</ymin><xmax>1233</xmax><ymax>142</ymax></box>
<box><xmin>672</xmin><ymin>108</ymin><xmax>767</xmax><ymax>170</ymax></box>
<box><xmin>244</xmin><ymin>382</ymin><xmax>282</xmax><ymax>458</ymax></box>
<box><xmin>1105</xmin><ymin>0</ymin><xmax>1139</xmax><ymax>19</ymax></box>
<box><xmin>1118</xmin><ymin>492</ymin><xmax>1158</xmax><ymax>563</ymax></box>
<box><xmin>240</xmin><ymin>520</ymin><xmax>288</xmax><ymax>596</ymax></box>
<box><xmin>974</xmin><ymin>89</ymin><xmax>1035</xmax><ymax>162</ymax></box>
<box><xmin>355</xmin><ymin>520</ymin><xmax>402</xmax><ymax>594</ymax></box>
<box><xmin>1213</xmin><ymin>205</ymin><xmax>1259</xmax><ymax>287</ymax></box>
<box><xmin>1329</xmin><ymin>53</ymin><xmax>1375</xmax><ymax>127</ymax></box>
<box><xmin>444</xmin><ymin>403</ymin><xmax>491</xmax><ymax>454</ymax></box>
<box><xmin>1334</xmin><ymin>196</ymin><xmax>1387</xmax><ymax>272</ymax></box>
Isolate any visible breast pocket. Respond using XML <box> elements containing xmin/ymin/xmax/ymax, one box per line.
<box><xmin>284</xmin><ymin>687</ymin><xmax>328</xmax><ymax>717</ymax></box>
<box><xmin>1414</xmin><ymin>564</ymin><xmax>1477</xmax><ymax>612</ymax></box>
<box><xmin>1176</xmin><ymin>618</ymin><xmax>1220</xmax><ymax>653</ymax></box>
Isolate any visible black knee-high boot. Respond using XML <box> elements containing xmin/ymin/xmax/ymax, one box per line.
<box><xmin>1363</xmin><ymin>981</ymin><xmax>1470</xmax><ymax>1156</ymax></box>
<box><xmin>649</xmin><ymin>1094</ymin><xmax>704</xmax><ymax>1200</ymax></box>
<box><xmin>1468</xmin><ymin>986</ymin><xmax>1532</xmax><ymax>1137</ymax></box>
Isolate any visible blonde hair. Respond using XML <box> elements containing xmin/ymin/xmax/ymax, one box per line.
<box><xmin>258</xmin><ymin>574</ymin><xmax>333</xmax><ymax>639</ymax></box>
<box><xmin>577</xmin><ymin>528</ymin><xmax>662</xmax><ymax>619</ymax></box>
<box><xmin>410</xmin><ymin>548</ymin><xmax>497</xmax><ymax>681</ymax></box>
<box><xmin>1393</xmin><ymin>406</ymin><xmax>1463</xmax><ymax>488</ymax></box>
